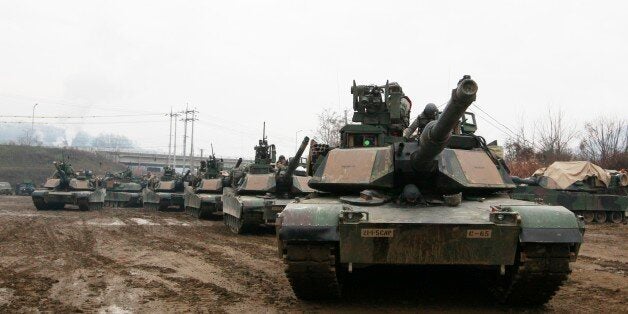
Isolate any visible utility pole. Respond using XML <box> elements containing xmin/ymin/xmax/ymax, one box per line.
<box><xmin>173</xmin><ymin>114</ymin><xmax>178</xmax><ymax>170</ymax></box>
<box><xmin>180</xmin><ymin>106</ymin><xmax>197</xmax><ymax>172</ymax></box>
<box><xmin>181</xmin><ymin>105</ymin><xmax>189</xmax><ymax>173</ymax></box>
<box><xmin>166</xmin><ymin>108</ymin><xmax>176</xmax><ymax>165</ymax></box>
<box><xmin>31</xmin><ymin>103</ymin><xmax>38</xmax><ymax>145</ymax></box>
<box><xmin>189</xmin><ymin>108</ymin><xmax>198</xmax><ymax>170</ymax></box>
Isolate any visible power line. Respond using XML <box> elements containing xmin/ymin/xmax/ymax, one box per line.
<box><xmin>0</xmin><ymin>120</ymin><xmax>163</xmax><ymax>125</ymax></box>
<box><xmin>0</xmin><ymin>113</ymin><xmax>164</xmax><ymax>119</ymax></box>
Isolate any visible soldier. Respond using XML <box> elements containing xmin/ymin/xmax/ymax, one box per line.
<box><xmin>276</xmin><ymin>155</ymin><xmax>288</xmax><ymax>172</ymax></box>
<box><xmin>403</xmin><ymin>103</ymin><xmax>438</xmax><ymax>139</ymax></box>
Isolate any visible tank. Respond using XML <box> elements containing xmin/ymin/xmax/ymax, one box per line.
<box><xmin>142</xmin><ymin>166</ymin><xmax>190</xmax><ymax>210</ymax></box>
<box><xmin>15</xmin><ymin>180</ymin><xmax>36</xmax><ymax>196</ymax></box>
<box><xmin>511</xmin><ymin>161</ymin><xmax>627</xmax><ymax>224</ymax></box>
<box><xmin>184</xmin><ymin>149</ymin><xmax>242</xmax><ymax>219</ymax></box>
<box><xmin>31</xmin><ymin>161</ymin><xmax>105</xmax><ymax>210</ymax></box>
<box><xmin>276</xmin><ymin>76</ymin><xmax>585</xmax><ymax>306</ymax></box>
<box><xmin>102</xmin><ymin>168</ymin><xmax>143</xmax><ymax>208</ymax></box>
<box><xmin>222</xmin><ymin>124</ymin><xmax>315</xmax><ymax>234</ymax></box>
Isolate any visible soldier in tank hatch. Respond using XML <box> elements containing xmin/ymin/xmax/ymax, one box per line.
<box><xmin>403</xmin><ymin>103</ymin><xmax>438</xmax><ymax>139</ymax></box>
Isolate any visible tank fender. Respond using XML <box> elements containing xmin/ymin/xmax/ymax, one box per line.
<box><xmin>509</xmin><ymin>205</ymin><xmax>585</xmax><ymax>243</ymax></box>
<box><xmin>278</xmin><ymin>203</ymin><xmax>343</xmax><ymax>242</ymax></box>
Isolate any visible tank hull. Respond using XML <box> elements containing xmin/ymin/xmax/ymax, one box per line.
<box><xmin>222</xmin><ymin>187</ymin><xmax>290</xmax><ymax>234</ymax></box>
<box><xmin>184</xmin><ymin>186</ymin><xmax>222</xmax><ymax>219</ymax></box>
<box><xmin>104</xmin><ymin>190</ymin><xmax>142</xmax><ymax>208</ymax></box>
<box><xmin>277</xmin><ymin>195</ymin><xmax>584</xmax><ymax>305</ymax></box>
<box><xmin>142</xmin><ymin>188</ymin><xmax>185</xmax><ymax>211</ymax></box>
<box><xmin>31</xmin><ymin>188</ymin><xmax>105</xmax><ymax>211</ymax></box>
<box><xmin>512</xmin><ymin>185</ymin><xmax>627</xmax><ymax>223</ymax></box>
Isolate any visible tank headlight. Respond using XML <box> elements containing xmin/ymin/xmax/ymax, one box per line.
<box><xmin>340</xmin><ymin>210</ymin><xmax>369</xmax><ymax>223</ymax></box>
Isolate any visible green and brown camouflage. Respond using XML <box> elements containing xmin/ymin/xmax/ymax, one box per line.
<box><xmin>142</xmin><ymin>166</ymin><xmax>190</xmax><ymax>210</ymax></box>
<box><xmin>102</xmin><ymin>168</ymin><xmax>143</xmax><ymax>208</ymax></box>
<box><xmin>31</xmin><ymin>160</ymin><xmax>105</xmax><ymax>210</ymax></box>
<box><xmin>277</xmin><ymin>76</ymin><xmax>584</xmax><ymax>306</ymax></box>
<box><xmin>222</xmin><ymin>131</ymin><xmax>315</xmax><ymax>234</ymax></box>
<box><xmin>183</xmin><ymin>150</ymin><xmax>239</xmax><ymax>219</ymax></box>
<box><xmin>511</xmin><ymin>167</ymin><xmax>627</xmax><ymax>224</ymax></box>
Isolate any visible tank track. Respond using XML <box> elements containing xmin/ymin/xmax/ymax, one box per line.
<box><xmin>32</xmin><ymin>197</ymin><xmax>48</xmax><ymax>210</ymax></box>
<box><xmin>284</xmin><ymin>244</ymin><xmax>341</xmax><ymax>300</ymax></box>
<box><xmin>223</xmin><ymin>213</ymin><xmax>257</xmax><ymax>234</ymax></box>
<box><xmin>493</xmin><ymin>243</ymin><xmax>571</xmax><ymax>306</ymax></box>
<box><xmin>77</xmin><ymin>199</ymin><xmax>103</xmax><ymax>211</ymax></box>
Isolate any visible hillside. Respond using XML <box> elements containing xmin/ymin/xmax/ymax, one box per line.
<box><xmin>0</xmin><ymin>145</ymin><xmax>126</xmax><ymax>187</ymax></box>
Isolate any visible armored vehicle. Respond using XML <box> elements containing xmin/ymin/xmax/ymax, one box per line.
<box><xmin>511</xmin><ymin>161</ymin><xmax>627</xmax><ymax>223</ymax></box>
<box><xmin>32</xmin><ymin>161</ymin><xmax>105</xmax><ymax>210</ymax></box>
<box><xmin>0</xmin><ymin>182</ymin><xmax>13</xmax><ymax>195</ymax></box>
<box><xmin>143</xmin><ymin>166</ymin><xmax>190</xmax><ymax>210</ymax></box>
<box><xmin>15</xmin><ymin>180</ymin><xmax>36</xmax><ymax>196</ymax></box>
<box><xmin>276</xmin><ymin>76</ymin><xmax>584</xmax><ymax>306</ymax></box>
<box><xmin>103</xmin><ymin>168</ymin><xmax>143</xmax><ymax>208</ymax></box>
<box><xmin>184</xmin><ymin>149</ymin><xmax>242</xmax><ymax>219</ymax></box>
<box><xmin>222</xmin><ymin>126</ymin><xmax>314</xmax><ymax>234</ymax></box>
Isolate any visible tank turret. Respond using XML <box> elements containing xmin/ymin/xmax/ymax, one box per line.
<box><xmin>310</xmin><ymin>75</ymin><xmax>512</xmax><ymax>194</ymax></box>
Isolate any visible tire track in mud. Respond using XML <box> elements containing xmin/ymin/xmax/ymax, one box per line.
<box><xmin>99</xmin><ymin>224</ymin><xmax>295</xmax><ymax>311</ymax></box>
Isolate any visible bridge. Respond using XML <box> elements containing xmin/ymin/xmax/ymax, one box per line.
<box><xmin>99</xmin><ymin>150</ymin><xmax>248</xmax><ymax>174</ymax></box>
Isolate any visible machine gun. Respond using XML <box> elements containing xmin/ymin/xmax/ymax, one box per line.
<box><xmin>341</xmin><ymin>81</ymin><xmax>410</xmax><ymax>148</ymax></box>
<box><xmin>250</xmin><ymin>122</ymin><xmax>276</xmax><ymax>174</ymax></box>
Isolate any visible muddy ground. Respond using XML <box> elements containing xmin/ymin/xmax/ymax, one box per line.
<box><xmin>0</xmin><ymin>195</ymin><xmax>625</xmax><ymax>313</ymax></box>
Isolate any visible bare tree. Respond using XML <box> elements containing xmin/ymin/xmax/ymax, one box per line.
<box><xmin>535</xmin><ymin>108</ymin><xmax>578</xmax><ymax>162</ymax></box>
<box><xmin>315</xmin><ymin>108</ymin><xmax>345</xmax><ymax>147</ymax></box>
<box><xmin>504</xmin><ymin>124</ymin><xmax>543</xmax><ymax>177</ymax></box>
<box><xmin>579</xmin><ymin>117</ymin><xmax>627</xmax><ymax>169</ymax></box>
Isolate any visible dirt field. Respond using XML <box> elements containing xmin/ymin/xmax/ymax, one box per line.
<box><xmin>0</xmin><ymin>195</ymin><xmax>625</xmax><ymax>313</ymax></box>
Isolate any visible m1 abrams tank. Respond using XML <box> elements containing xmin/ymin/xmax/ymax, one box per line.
<box><xmin>277</xmin><ymin>76</ymin><xmax>585</xmax><ymax>306</ymax></box>
<box><xmin>222</xmin><ymin>126</ymin><xmax>314</xmax><ymax>234</ymax></box>
<box><xmin>511</xmin><ymin>161</ymin><xmax>627</xmax><ymax>223</ymax></box>
<box><xmin>102</xmin><ymin>168</ymin><xmax>143</xmax><ymax>208</ymax></box>
<box><xmin>143</xmin><ymin>166</ymin><xmax>190</xmax><ymax>210</ymax></box>
<box><xmin>32</xmin><ymin>161</ymin><xmax>105</xmax><ymax>210</ymax></box>
<box><xmin>184</xmin><ymin>149</ymin><xmax>243</xmax><ymax>219</ymax></box>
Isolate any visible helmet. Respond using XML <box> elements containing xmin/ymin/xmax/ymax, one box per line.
<box><xmin>422</xmin><ymin>103</ymin><xmax>438</xmax><ymax>119</ymax></box>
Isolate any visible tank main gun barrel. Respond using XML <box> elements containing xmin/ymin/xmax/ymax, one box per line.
<box><xmin>283</xmin><ymin>136</ymin><xmax>310</xmax><ymax>179</ymax></box>
<box><xmin>181</xmin><ymin>170</ymin><xmax>191</xmax><ymax>182</ymax></box>
<box><xmin>412</xmin><ymin>75</ymin><xmax>478</xmax><ymax>170</ymax></box>
<box><xmin>234</xmin><ymin>158</ymin><xmax>243</xmax><ymax>169</ymax></box>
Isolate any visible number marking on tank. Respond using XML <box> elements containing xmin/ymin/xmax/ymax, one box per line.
<box><xmin>360</xmin><ymin>228</ymin><xmax>394</xmax><ymax>238</ymax></box>
<box><xmin>466</xmin><ymin>229</ymin><xmax>492</xmax><ymax>238</ymax></box>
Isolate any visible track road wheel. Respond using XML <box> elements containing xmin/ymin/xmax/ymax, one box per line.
<box><xmin>610</xmin><ymin>211</ymin><xmax>624</xmax><ymax>224</ymax></box>
<box><xmin>284</xmin><ymin>243</ymin><xmax>342</xmax><ymax>300</ymax></box>
<box><xmin>582</xmin><ymin>211</ymin><xmax>595</xmax><ymax>224</ymax></box>
<box><xmin>492</xmin><ymin>243</ymin><xmax>571</xmax><ymax>306</ymax></box>
<box><xmin>594</xmin><ymin>211</ymin><xmax>607</xmax><ymax>223</ymax></box>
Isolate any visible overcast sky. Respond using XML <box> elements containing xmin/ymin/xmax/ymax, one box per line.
<box><xmin>1</xmin><ymin>0</ymin><xmax>626</xmax><ymax>159</ymax></box>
